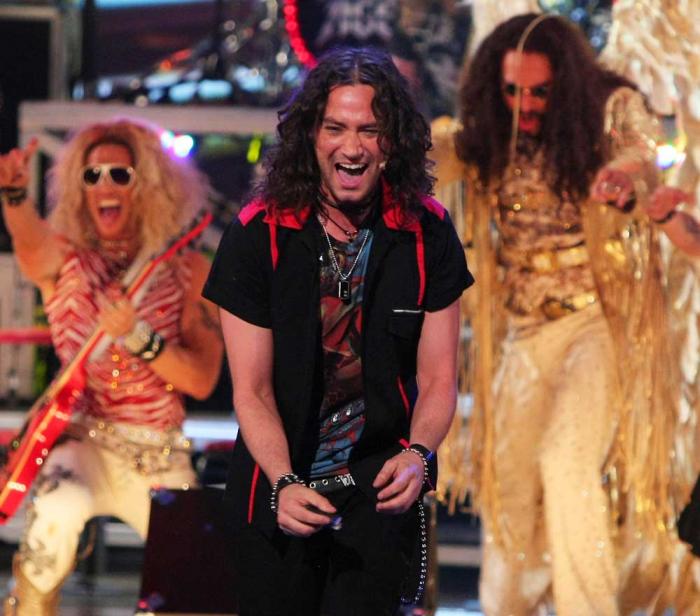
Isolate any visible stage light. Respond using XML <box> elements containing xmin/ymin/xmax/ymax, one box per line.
<box><xmin>160</xmin><ymin>130</ymin><xmax>175</xmax><ymax>149</ymax></box>
<box><xmin>168</xmin><ymin>81</ymin><xmax>197</xmax><ymax>104</ymax></box>
<box><xmin>148</xmin><ymin>87</ymin><xmax>165</xmax><ymax>103</ymax></box>
<box><xmin>97</xmin><ymin>79</ymin><xmax>113</xmax><ymax>99</ymax></box>
<box><xmin>656</xmin><ymin>143</ymin><xmax>683</xmax><ymax>170</ymax></box>
<box><xmin>173</xmin><ymin>134</ymin><xmax>195</xmax><ymax>158</ymax></box>
<box><xmin>246</xmin><ymin>135</ymin><xmax>263</xmax><ymax>164</ymax></box>
<box><xmin>283</xmin><ymin>0</ymin><xmax>316</xmax><ymax>68</ymax></box>
<box><xmin>198</xmin><ymin>79</ymin><xmax>233</xmax><ymax>100</ymax></box>
<box><xmin>233</xmin><ymin>67</ymin><xmax>266</xmax><ymax>93</ymax></box>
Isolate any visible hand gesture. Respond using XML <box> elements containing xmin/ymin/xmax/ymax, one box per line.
<box><xmin>276</xmin><ymin>483</ymin><xmax>337</xmax><ymax>537</ymax></box>
<box><xmin>646</xmin><ymin>186</ymin><xmax>691</xmax><ymax>222</ymax></box>
<box><xmin>591</xmin><ymin>167</ymin><xmax>635</xmax><ymax>210</ymax></box>
<box><xmin>97</xmin><ymin>286</ymin><xmax>137</xmax><ymax>338</ymax></box>
<box><xmin>373</xmin><ymin>450</ymin><xmax>423</xmax><ymax>514</ymax></box>
<box><xmin>0</xmin><ymin>138</ymin><xmax>38</xmax><ymax>189</ymax></box>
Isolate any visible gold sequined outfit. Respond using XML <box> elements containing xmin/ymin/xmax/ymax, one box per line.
<box><xmin>433</xmin><ymin>87</ymin><xmax>695</xmax><ymax>614</ymax></box>
<box><xmin>496</xmin><ymin>143</ymin><xmax>597</xmax><ymax>325</ymax></box>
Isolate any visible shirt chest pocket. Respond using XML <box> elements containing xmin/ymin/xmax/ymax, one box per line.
<box><xmin>387</xmin><ymin>308</ymin><xmax>424</xmax><ymax>340</ymax></box>
<box><xmin>387</xmin><ymin>308</ymin><xmax>424</xmax><ymax>376</ymax></box>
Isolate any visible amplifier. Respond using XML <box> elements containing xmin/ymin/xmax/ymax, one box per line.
<box><xmin>136</xmin><ymin>486</ymin><xmax>238</xmax><ymax>615</ymax></box>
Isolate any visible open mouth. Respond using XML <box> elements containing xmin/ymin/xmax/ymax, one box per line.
<box><xmin>335</xmin><ymin>162</ymin><xmax>369</xmax><ymax>190</ymax></box>
<box><xmin>518</xmin><ymin>113</ymin><xmax>543</xmax><ymax>129</ymax></box>
<box><xmin>336</xmin><ymin>163</ymin><xmax>367</xmax><ymax>177</ymax></box>
<box><xmin>98</xmin><ymin>200</ymin><xmax>122</xmax><ymax>223</ymax></box>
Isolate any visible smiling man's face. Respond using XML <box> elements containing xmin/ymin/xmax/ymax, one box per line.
<box><xmin>314</xmin><ymin>84</ymin><xmax>387</xmax><ymax>208</ymax></box>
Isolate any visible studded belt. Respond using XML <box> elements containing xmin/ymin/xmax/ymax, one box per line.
<box><xmin>66</xmin><ymin>415</ymin><xmax>192</xmax><ymax>476</ymax></box>
<box><xmin>499</xmin><ymin>243</ymin><xmax>590</xmax><ymax>273</ymax></box>
<box><xmin>541</xmin><ymin>291</ymin><xmax>598</xmax><ymax>320</ymax></box>
<box><xmin>308</xmin><ymin>473</ymin><xmax>356</xmax><ymax>494</ymax></box>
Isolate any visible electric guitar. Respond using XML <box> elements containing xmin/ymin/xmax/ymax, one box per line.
<box><xmin>0</xmin><ymin>212</ymin><xmax>213</xmax><ymax>522</ymax></box>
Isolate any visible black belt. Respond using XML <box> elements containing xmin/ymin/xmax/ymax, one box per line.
<box><xmin>308</xmin><ymin>473</ymin><xmax>355</xmax><ymax>494</ymax></box>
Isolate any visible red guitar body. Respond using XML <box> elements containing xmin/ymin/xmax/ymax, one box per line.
<box><xmin>0</xmin><ymin>212</ymin><xmax>212</xmax><ymax>522</ymax></box>
<box><xmin>0</xmin><ymin>371</ymin><xmax>85</xmax><ymax>522</ymax></box>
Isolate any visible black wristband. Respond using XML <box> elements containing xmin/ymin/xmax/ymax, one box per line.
<box><xmin>140</xmin><ymin>331</ymin><xmax>165</xmax><ymax>362</ymax></box>
<box><xmin>407</xmin><ymin>443</ymin><xmax>434</xmax><ymax>462</ymax></box>
<box><xmin>652</xmin><ymin>209</ymin><xmax>676</xmax><ymax>224</ymax></box>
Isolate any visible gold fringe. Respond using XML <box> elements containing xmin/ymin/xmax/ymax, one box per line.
<box><xmin>432</xmin><ymin>88</ymin><xmax>697</xmax><ymax>560</ymax></box>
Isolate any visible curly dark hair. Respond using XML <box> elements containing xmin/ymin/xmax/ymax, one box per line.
<box><xmin>456</xmin><ymin>13</ymin><xmax>635</xmax><ymax>200</ymax></box>
<box><xmin>256</xmin><ymin>46</ymin><xmax>434</xmax><ymax>216</ymax></box>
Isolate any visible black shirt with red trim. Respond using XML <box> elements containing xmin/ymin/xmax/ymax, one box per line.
<box><xmin>203</xmin><ymin>182</ymin><xmax>474</xmax><ymax>535</ymax></box>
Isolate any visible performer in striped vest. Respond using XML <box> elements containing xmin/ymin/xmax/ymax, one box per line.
<box><xmin>0</xmin><ymin>118</ymin><xmax>223</xmax><ymax>615</ymax></box>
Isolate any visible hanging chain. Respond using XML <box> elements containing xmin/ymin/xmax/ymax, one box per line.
<box><xmin>319</xmin><ymin>220</ymin><xmax>370</xmax><ymax>282</ymax></box>
<box><xmin>401</xmin><ymin>499</ymin><xmax>428</xmax><ymax>606</ymax></box>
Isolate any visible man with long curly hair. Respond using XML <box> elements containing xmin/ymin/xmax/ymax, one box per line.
<box><xmin>0</xmin><ymin>118</ymin><xmax>224</xmax><ymax>615</ymax></box>
<box><xmin>204</xmin><ymin>46</ymin><xmax>473</xmax><ymax>615</ymax></box>
<box><xmin>433</xmin><ymin>12</ymin><xmax>694</xmax><ymax>616</ymax></box>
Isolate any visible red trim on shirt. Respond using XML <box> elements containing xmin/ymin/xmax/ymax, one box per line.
<box><xmin>247</xmin><ymin>464</ymin><xmax>260</xmax><ymax>524</ymax></box>
<box><xmin>381</xmin><ymin>179</ymin><xmax>447</xmax><ymax>231</ymax></box>
<box><xmin>381</xmin><ymin>180</ymin><xmax>419</xmax><ymax>231</ymax></box>
<box><xmin>269</xmin><ymin>223</ymin><xmax>279</xmax><ymax>270</ymax></box>
<box><xmin>238</xmin><ymin>200</ymin><xmax>267</xmax><ymax>226</ymax></box>
<box><xmin>420</xmin><ymin>195</ymin><xmax>447</xmax><ymax>220</ymax></box>
<box><xmin>397</xmin><ymin>377</ymin><xmax>410</xmax><ymax>418</ymax></box>
<box><xmin>240</xmin><ymin>199</ymin><xmax>314</xmax><ymax>230</ymax></box>
<box><xmin>263</xmin><ymin>206</ymin><xmax>313</xmax><ymax>230</ymax></box>
<box><xmin>415</xmin><ymin>226</ymin><xmax>426</xmax><ymax>306</ymax></box>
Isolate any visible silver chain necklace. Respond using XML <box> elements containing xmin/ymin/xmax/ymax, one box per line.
<box><xmin>319</xmin><ymin>219</ymin><xmax>370</xmax><ymax>303</ymax></box>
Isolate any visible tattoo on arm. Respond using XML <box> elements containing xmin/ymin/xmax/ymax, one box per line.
<box><xmin>198</xmin><ymin>302</ymin><xmax>220</xmax><ymax>333</ymax></box>
<box><xmin>681</xmin><ymin>213</ymin><xmax>700</xmax><ymax>241</ymax></box>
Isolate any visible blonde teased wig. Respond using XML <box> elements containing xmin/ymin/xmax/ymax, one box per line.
<box><xmin>48</xmin><ymin>118</ymin><xmax>209</xmax><ymax>256</ymax></box>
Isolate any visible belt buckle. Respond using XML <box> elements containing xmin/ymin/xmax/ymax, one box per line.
<box><xmin>338</xmin><ymin>474</ymin><xmax>355</xmax><ymax>487</ymax></box>
<box><xmin>541</xmin><ymin>299</ymin><xmax>571</xmax><ymax>320</ymax></box>
<box><xmin>559</xmin><ymin>245</ymin><xmax>585</xmax><ymax>268</ymax></box>
<box><xmin>530</xmin><ymin>251</ymin><xmax>556</xmax><ymax>273</ymax></box>
<box><xmin>541</xmin><ymin>293</ymin><xmax>596</xmax><ymax>320</ymax></box>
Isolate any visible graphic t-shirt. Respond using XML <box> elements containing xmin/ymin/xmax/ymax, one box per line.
<box><xmin>310</xmin><ymin>228</ymin><xmax>373</xmax><ymax>478</ymax></box>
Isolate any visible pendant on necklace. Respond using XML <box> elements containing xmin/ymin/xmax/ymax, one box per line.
<box><xmin>337</xmin><ymin>280</ymin><xmax>351</xmax><ymax>303</ymax></box>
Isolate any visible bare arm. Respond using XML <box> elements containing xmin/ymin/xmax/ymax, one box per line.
<box><xmin>663</xmin><ymin>213</ymin><xmax>700</xmax><ymax>257</ymax></box>
<box><xmin>99</xmin><ymin>252</ymin><xmax>225</xmax><ymax>398</ymax></box>
<box><xmin>0</xmin><ymin>140</ymin><xmax>67</xmax><ymax>296</ymax></box>
<box><xmin>644</xmin><ymin>186</ymin><xmax>700</xmax><ymax>256</ymax></box>
<box><xmin>374</xmin><ymin>299</ymin><xmax>460</xmax><ymax>513</ymax></box>
<box><xmin>147</xmin><ymin>252</ymin><xmax>225</xmax><ymax>397</ymax></box>
<box><xmin>220</xmin><ymin>309</ymin><xmax>336</xmax><ymax>536</ymax></box>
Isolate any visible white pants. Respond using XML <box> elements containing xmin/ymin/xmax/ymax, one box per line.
<box><xmin>17</xmin><ymin>426</ymin><xmax>196</xmax><ymax>593</ymax></box>
<box><xmin>480</xmin><ymin>304</ymin><xmax>619</xmax><ymax>616</ymax></box>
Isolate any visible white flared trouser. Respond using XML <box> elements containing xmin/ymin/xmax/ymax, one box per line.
<box><xmin>480</xmin><ymin>303</ymin><xmax>619</xmax><ymax>616</ymax></box>
<box><xmin>16</xmin><ymin>431</ymin><xmax>196</xmax><ymax>594</ymax></box>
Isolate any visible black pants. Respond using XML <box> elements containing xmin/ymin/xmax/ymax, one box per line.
<box><xmin>234</xmin><ymin>486</ymin><xmax>419</xmax><ymax>616</ymax></box>
<box><xmin>679</xmin><ymin>472</ymin><xmax>700</xmax><ymax>555</ymax></box>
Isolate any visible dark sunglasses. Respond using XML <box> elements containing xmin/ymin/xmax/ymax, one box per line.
<box><xmin>502</xmin><ymin>82</ymin><xmax>551</xmax><ymax>100</ymax></box>
<box><xmin>81</xmin><ymin>164</ymin><xmax>135</xmax><ymax>188</ymax></box>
